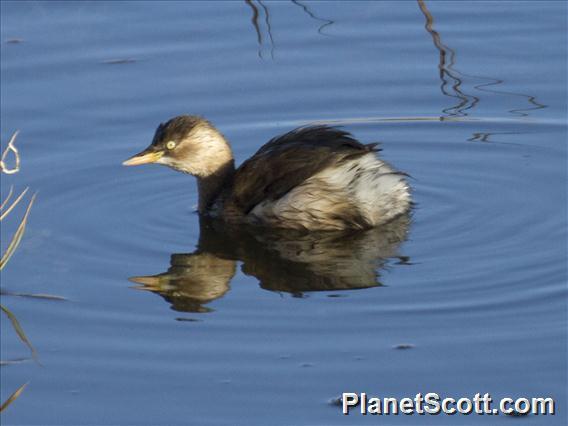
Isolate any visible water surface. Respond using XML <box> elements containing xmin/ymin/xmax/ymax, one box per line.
<box><xmin>1</xmin><ymin>1</ymin><xmax>566</xmax><ymax>425</ymax></box>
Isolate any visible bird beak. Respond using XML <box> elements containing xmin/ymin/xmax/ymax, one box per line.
<box><xmin>122</xmin><ymin>148</ymin><xmax>164</xmax><ymax>166</ymax></box>
<box><xmin>128</xmin><ymin>274</ymin><xmax>164</xmax><ymax>291</ymax></box>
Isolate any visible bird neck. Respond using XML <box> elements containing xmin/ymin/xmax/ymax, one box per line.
<box><xmin>197</xmin><ymin>159</ymin><xmax>235</xmax><ymax>213</ymax></box>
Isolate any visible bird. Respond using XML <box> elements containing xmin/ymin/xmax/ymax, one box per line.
<box><xmin>123</xmin><ymin>115</ymin><xmax>411</xmax><ymax>231</ymax></box>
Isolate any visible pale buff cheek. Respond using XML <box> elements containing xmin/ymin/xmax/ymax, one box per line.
<box><xmin>160</xmin><ymin>128</ymin><xmax>233</xmax><ymax>177</ymax></box>
<box><xmin>157</xmin><ymin>147</ymin><xmax>229</xmax><ymax>176</ymax></box>
<box><xmin>157</xmin><ymin>156</ymin><xmax>193</xmax><ymax>174</ymax></box>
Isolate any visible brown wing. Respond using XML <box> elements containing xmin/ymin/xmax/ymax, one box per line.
<box><xmin>227</xmin><ymin>125</ymin><xmax>379</xmax><ymax>214</ymax></box>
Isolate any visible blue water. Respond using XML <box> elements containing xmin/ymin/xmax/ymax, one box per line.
<box><xmin>1</xmin><ymin>1</ymin><xmax>566</xmax><ymax>425</ymax></box>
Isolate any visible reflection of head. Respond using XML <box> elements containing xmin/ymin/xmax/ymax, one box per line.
<box><xmin>129</xmin><ymin>214</ymin><xmax>411</xmax><ymax>313</ymax></box>
<box><xmin>129</xmin><ymin>253</ymin><xmax>235</xmax><ymax>313</ymax></box>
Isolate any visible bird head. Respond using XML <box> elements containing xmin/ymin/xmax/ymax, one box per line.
<box><xmin>123</xmin><ymin>115</ymin><xmax>232</xmax><ymax>177</ymax></box>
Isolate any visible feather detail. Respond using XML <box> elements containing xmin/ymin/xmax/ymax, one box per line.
<box><xmin>228</xmin><ymin>126</ymin><xmax>375</xmax><ymax>214</ymax></box>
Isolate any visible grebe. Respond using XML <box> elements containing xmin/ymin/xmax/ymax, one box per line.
<box><xmin>123</xmin><ymin>116</ymin><xmax>411</xmax><ymax>230</ymax></box>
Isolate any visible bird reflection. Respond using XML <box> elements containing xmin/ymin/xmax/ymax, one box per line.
<box><xmin>130</xmin><ymin>253</ymin><xmax>235</xmax><ymax>313</ymax></box>
<box><xmin>129</xmin><ymin>214</ymin><xmax>411</xmax><ymax>313</ymax></box>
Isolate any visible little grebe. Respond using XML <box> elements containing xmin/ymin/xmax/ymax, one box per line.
<box><xmin>123</xmin><ymin>115</ymin><xmax>411</xmax><ymax>230</ymax></box>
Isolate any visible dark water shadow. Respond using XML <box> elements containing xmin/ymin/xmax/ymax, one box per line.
<box><xmin>417</xmin><ymin>0</ymin><xmax>479</xmax><ymax>118</ymax></box>
<box><xmin>466</xmin><ymin>131</ymin><xmax>523</xmax><ymax>143</ymax></box>
<box><xmin>245</xmin><ymin>0</ymin><xmax>275</xmax><ymax>60</ymax></box>
<box><xmin>129</xmin><ymin>214</ymin><xmax>411</xmax><ymax>314</ymax></box>
<box><xmin>417</xmin><ymin>0</ymin><xmax>546</xmax><ymax>120</ymax></box>
<box><xmin>244</xmin><ymin>0</ymin><xmax>334</xmax><ymax>60</ymax></box>
<box><xmin>469</xmin><ymin>77</ymin><xmax>546</xmax><ymax>117</ymax></box>
<box><xmin>291</xmin><ymin>0</ymin><xmax>334</xmax><ymax>35</ymax></box>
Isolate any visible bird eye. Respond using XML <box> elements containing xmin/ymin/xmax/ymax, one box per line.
<box><xmin>166</xmin><ymin>141</ymin><xmax>176</xmax><ymax>150</ymax></box>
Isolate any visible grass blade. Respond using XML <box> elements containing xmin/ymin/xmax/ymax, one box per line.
<box><xmin>0</xmin><ymin>304</ymin><xmax>38</xmax><ymax>363</ymax></box>
<box><xmin>0</xmin><ymin>289</ymin><xmax>67</xmax><ymax>301</ymax></box>
<box><xmin>0</xmin><ymin>192</ymin><xmax>36</xmax><ymax>270</ymax></box>
<box><xmin>0</xmin><ymin>185</ymin><xmax>14</xmax><ymax>211</ymax></box>
<box><xmin>0</xmin><ymin>357</ymin><xmax>30</xmax><ymax>366</ymax></box>
<box><xmin>0</xmin><ymin>187</ymin><xmax>29</xmax><ymax>221</ymax></box>
<box><xmin>0</xmin><ymin>382</ymin><xmax>28</xmax><ymax>412</ymax></box>
<box><xmin>0</xmin><ymin>130</ymin><xmax>21</xmax><ymax>175</ymax></box>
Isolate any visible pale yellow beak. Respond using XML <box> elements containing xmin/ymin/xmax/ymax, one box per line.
<box><xmin>122</xmin><ymin>149</ymin><xmax>164</xmax><ymax>166</ymax></box>
<box><xmin>128</xmin><ymin>274</ymin><xmax>164</xmax><ymax>291</ymax></box>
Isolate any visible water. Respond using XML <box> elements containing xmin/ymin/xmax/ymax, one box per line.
<box><xmin>1</xmin><ymin>1</ymin><xmax>566</xmax><ymax>425</ymax></box>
